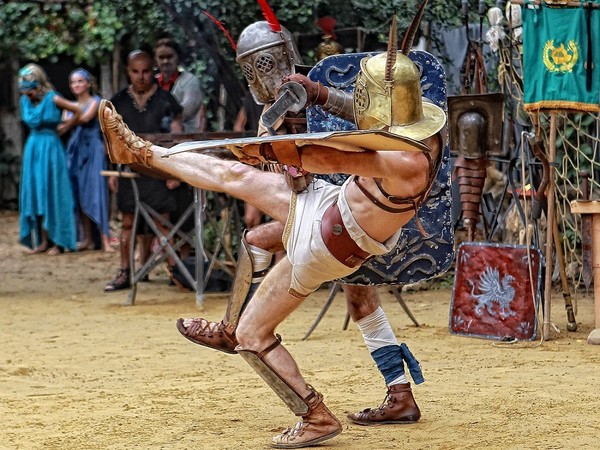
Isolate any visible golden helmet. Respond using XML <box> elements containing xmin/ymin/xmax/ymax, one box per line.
<box><xmin>353</xmin><ymin>51</ymin><xmax>446</xmax><ymax>141</ymax></box>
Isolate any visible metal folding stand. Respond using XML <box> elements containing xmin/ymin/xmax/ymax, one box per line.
<box><xmin>124</xmin><ymin>169</ymin><xmax>205</xmax><ymax>308</ymax></box>
<box><xmin>303</xmin><ymin>283</ymin><xmax>420</xmax><ymax>341</ymax></box>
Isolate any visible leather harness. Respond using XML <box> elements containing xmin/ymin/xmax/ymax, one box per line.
<box><xmin>320</xmin><ymin>133</ymin><xmax>443</xmax><ymax>266</ymax></box>
<box><xmin>353</xmin><ymin>133</ymin><xmax>443</xmax><ymax>236</ymax></box>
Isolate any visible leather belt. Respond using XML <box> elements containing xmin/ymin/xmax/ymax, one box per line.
<box><xmin>320</xmin><ymin>201</ymin><xmax>371</xmax><ymax>268</ymax></box>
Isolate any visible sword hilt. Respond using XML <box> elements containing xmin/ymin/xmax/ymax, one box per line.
<box><xmin>260</xmin><ymin>81</ymin><xmax>308</xmax><ymax>136</ymax></box>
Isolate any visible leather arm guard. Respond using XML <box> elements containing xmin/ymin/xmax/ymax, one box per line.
<box><xmin>453</xmin><ymin>155</ymin><xmax>489</xmax><ymax>238</ymax></box>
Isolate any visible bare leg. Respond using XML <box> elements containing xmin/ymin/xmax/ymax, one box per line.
<box><xmin>236</xmin><ymin>259</ymin><xmax>312</xmax><ymax>397</ymax></box>
<box><xmin>246</xmin><ymin>220</ymin><xmax>285</xmax><ymax>253</ymax></box>
<box><xmin>100</xmin><ymin>101</ymin><xmax>292</xmax><ymax>224</ymax></box>
<box><xmin>27</xmin><ymin>217</ymin><xmax>49</xmax><ymax>254</ymax></box>
<box><xmin>79</xmin><ymin>214</ymin><xmax>93</xmax><ymax>250</ymax></box>
<box><xmin>177</xmin><ymin>220</ymin><xmax>285</xmax><ymax>353</ymax></box>
<box><xmin>119</xmin><ymin>212</ymin><xmax>133</xmax><ymax>269</ymax></box>
<box><xmin>138</xmin><ymin>234</ymin><xmax>153</xmax><ymax>271</ymax></box>
<box><xmin>156</xmin><ymin>151</ymin><xmax>291</xmax><ymax>223</ymax></box>
<box><xmin>344</xmin><ymin>284</ymin><xmax>380</xmax><ymax>321</ymax></box>
<box><xmin>101</xmin><ymin>233</ymin><xmax>115</xmax><ymax>253</ymax></box>
<box><xmin>236</xmin><ymin>259</ymin><xmax>341</xmax><ymax>447</ymax></box>
<box><xmin>104</xmin><ymin>212</ymin><xmax>133</xmax><ymax>291</ymax></box>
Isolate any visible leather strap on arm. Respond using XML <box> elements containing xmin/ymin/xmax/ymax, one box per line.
<box><xmin>267</xmin><ymin>141</ymin><xmax>303</xmax><ymax>168</ymax></box>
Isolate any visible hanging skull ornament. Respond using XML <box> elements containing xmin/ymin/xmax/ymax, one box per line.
<box><xmin>236</xmin><ymin>21</ymin><xmax>304</xmax><ymax>105</ymax></box>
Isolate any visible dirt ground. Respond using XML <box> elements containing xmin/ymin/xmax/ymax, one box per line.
<box><xmin>1</xmin><ymin>209</ymin><xmax>599</xmax><ymax>450</ymax></box>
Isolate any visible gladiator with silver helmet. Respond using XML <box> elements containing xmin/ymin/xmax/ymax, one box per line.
<box><xmin>235</xmin><ymin>19</ymin><xmax>313</xmax><ymax>193</ymax></box>
<box><xmin>176</xmin><ymin>8</ymin><xmax>316</xmax><ymax>361</ymax></box>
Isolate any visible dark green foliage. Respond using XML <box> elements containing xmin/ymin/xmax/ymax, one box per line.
<box><xmin>0</xmin><ymin>0</ymin><xmax>464</xmax><ymax>65</ymax></box>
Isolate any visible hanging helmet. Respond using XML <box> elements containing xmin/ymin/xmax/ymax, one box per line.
<box><xmin>353</xmin><ymin>52</ymin><xmax>446</xmax><ymax>141</ymax></box>
<box><xmin>236</xmin><ymin>21</ymin><xmax>304</xmax><ymax>104</ymax></box>
<box><xmin>448</xmin><ymin>93</ymin><xmax>504</xmax><ymax>157</ymax></box>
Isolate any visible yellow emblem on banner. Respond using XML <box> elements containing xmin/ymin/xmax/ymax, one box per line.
<box><xmin>542</xmin><ymin>40</ymin><xmax>578</xmax><ymax>73</ymax></box>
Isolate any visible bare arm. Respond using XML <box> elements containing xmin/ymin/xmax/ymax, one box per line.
<box><xmin>300</xmin><ymin>144</ymin><xmax>428</xmax><ymax>184</ymax></box>
<box><xmin>77</xmin><ymin>97</ymin><xmax>100</xmax><ymax>125</ymax></box>
<box><xmin>170</xmin><ymin>114</ymin><xmax>183</xmax><ymax>133</ymax></box>
<box><xmin>54</xmin><ymin>95</ymin><xmax>82</xmax><ymax>136</ymax></box>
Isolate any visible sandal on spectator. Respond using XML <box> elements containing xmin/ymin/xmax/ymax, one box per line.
<box><xmin>104</xmin><ymin>268</ymin><xmax>131</xmax><ymax>292</ymax></box>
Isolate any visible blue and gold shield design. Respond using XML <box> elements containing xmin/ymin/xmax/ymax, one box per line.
<box><xmin>307</xmin><ymin>51</ymin><xmax>454</xmax><ymax>286</ymax></box>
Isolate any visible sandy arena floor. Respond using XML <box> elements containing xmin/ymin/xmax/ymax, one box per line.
<box><xmin>1</xmin><ymin>210</ymin><xmax>599</xmax><ymax>450</ymax></box>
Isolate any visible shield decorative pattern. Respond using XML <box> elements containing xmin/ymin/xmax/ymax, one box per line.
<box><xmin>450</xmin><ymin>242</ymin><xmax>542</xmax><ymax>341</ymax></box>
<box><xmin>307</xmin><ymin>51</ymin><xmax>454</xmax><ymax>286</ymax></box>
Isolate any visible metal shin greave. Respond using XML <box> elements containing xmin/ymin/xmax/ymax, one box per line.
<box><xmin>454</xmin><ymin>155</ymin><xmax>488</xmax><ymax>240</ymax></box>
<box><xmin>224</xmin><ymin>232</ymin><xmax>256</xmax><ymax>330</ymax></box>
<box><xmin>238</xmin><ymin>341</ymin><xmax>343</xmax><ymax>447</ymax></box>
<box><xmin>238</xmin><ymin>340</ymin><xmax>310</xmax><ymax>415</ymax></box>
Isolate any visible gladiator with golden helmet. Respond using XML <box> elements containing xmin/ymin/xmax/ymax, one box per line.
<box><xmin>97</xmin><ymin>2</ymin><xmax>447</xmax><ymax>447</ymax></box>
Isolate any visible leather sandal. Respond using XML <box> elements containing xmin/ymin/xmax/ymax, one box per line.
<box><xmin>347</xmin><ymin>382</ymin><xmax>421</xmax><ymax>425</ymax></box>
<box><xmin>176</xmin><ymin>318</ymin><xmax>239</xmax><ymax>354</ymax></box>
<box><xmin>99</xmin><ymin>100</ymin><xmax>153</xmax><ymax>167</ymax></box>
<box><xmin>104</xmin><ymin>268</ymin><xmax>131</xmax><ymax>292</ymax></box>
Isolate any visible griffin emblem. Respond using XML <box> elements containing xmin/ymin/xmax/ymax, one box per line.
<box><xmin>470</xmin><ymin>267</ymin><xmax>516</xmax><ymax>319</ymax></box>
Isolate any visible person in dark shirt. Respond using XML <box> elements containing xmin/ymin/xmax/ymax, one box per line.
<box><xmin>104</xmin><ymin>50</ymin><xmax>183</xmax><ymax>291</ymax></box>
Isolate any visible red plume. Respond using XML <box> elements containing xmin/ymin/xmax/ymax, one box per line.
<box><xmin>315</xmin><ymin>16</ymin><xmax>337</xmax><ymax>40</ymax></box>
<box><xmin>202</xmin><ymin>11</ymin><xmax>237</xmax><ymax>51</ymax></box>
<box><xmin>257</xmin><ymin>0</ymin><xmax>282</xmax><ymax>32</ymax></box>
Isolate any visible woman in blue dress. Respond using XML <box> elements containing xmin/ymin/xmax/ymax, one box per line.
<box><xmin>18</xmin><ymin>63</ymin><xmax>80</xmax><ymax>255</ymax></box>
<box><xmin>65</xmin><ymin>68</ymin><xmax>114</xmax><ymax>252</ymax></box>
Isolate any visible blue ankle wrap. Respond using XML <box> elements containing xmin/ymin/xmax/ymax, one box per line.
<box><xmin>372</xmin><ymin>343</ymin><xmax>424</xmax><ymax>385</ymax></box>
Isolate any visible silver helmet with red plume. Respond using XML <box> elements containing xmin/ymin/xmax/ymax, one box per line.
<box><xmin>236</xmin><ymin>21</ymin><xmax>303</xmax><ymax>104</ymax></box>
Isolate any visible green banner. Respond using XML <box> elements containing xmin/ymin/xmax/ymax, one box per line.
<box><xmin>522</xmin><ymin>3</ymin><xmax>600</xmax><ymax>112</ymax></box>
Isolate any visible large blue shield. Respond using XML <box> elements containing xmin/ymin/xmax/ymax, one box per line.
<box><xmin>307</xmin><ymin>51</ymin><xmax>454</xmax><ymax>286</ymax></box>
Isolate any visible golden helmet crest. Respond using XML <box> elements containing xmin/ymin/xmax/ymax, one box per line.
<box><xmin>353</xmin><ymin>52</ymin><xmax>446</xmax><ymax>141</ymax></box>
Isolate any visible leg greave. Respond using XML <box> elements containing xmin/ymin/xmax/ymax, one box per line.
<box><xmin>225</xmin><ymin>231</ymin><xmax>271</xmax><ymax>329</ymax></box>
<box><xmin>238</xmin><ymin>340</ymin><xmax>309</xmax><ymax>415</ymax></box>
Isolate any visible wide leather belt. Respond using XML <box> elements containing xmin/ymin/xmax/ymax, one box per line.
<box><xmin>320</xmin><ymin>201</ymin><xmax>371</xmax><ymax>268</ymax></box>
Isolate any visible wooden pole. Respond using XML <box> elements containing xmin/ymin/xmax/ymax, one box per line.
<box><xmin>570</xmin><ymin>200</ymin><xmax>600</xmax><ymax>343</ymax></box>
<box><xmin>592</xmin><ymin>215</ymin><xmax>600</xmax><ymax>329</ymax></box>
<box><xmin>543</xmin><ymin>113</ymin><xmax>557</xmax><ymax>340</ymax></box>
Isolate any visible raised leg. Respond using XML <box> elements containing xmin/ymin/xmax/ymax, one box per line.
<box><xmin>99</xmin><ymin>99</ymin><xmax>291</xmax><ymax>224</ymax></box>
